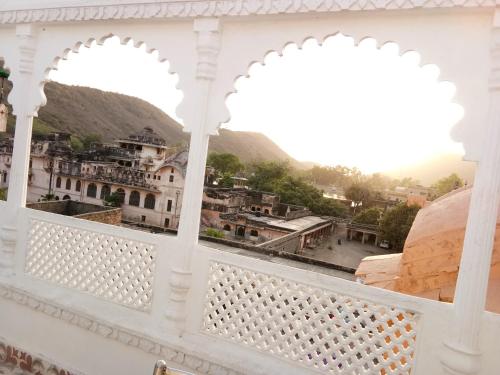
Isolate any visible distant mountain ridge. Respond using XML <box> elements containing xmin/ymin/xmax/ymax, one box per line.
<box><xmin>37</xmin><ymin>82</ymin><xmax>299</xmax><ymax>165</ymax></box>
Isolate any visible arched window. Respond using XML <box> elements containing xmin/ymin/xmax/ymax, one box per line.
<box><xmin>55</xmin><ymin>177</ymin><xmax>61</xmax><ymax>188</ymax></box>
<box><xmin>87</xmin><ymin>183</ymin><xmax>97</xmax><ymax>198</ymax></box>
<box><xmin>129</xmin><ymin>190</ymin><xmax>140</xmax><ymax>206</ymax></box>
<box><xmin>223</xmin><ymin>224</ymin><xmax>231</xmax><ymax>231</ymax></box>
<box><xmin>264</xmin><ymin>209</ymin><xmax>269</xmax><ymax>214</ymax></box>
<box><xmin>62</xmin><ymin>195</ymin><xmax>71</xmax><ymax>200</ymax></box>
<box><xmin>100</xmin><ymin>184</ymin><xmax>111</xmax><ymax>199</ymax></box>
<box><xmin>115</xmin><ymin>188</ymin><xmax>125</xmax><ymax>204</ymax></box>
<box><xmin>144</xmin><ymin>193</ymin><xmax>156</xmax><ymax>209</ymax></box>
<box><xmin>75</xmin><ymin>180</ymin><xmax>81</xmax><ymax>192</ymax></box>
<box><xmin>65</xmin><ymin>178</ymin><xmax>71</xmax><ymax>190</ymax></box>
<box><xmin>236</xmin><ymin>227</ymin><xmax>245</xmax><ymax>237</ymax></box>
<box><xmin>250</xmin><ymin>229</ymin><xmax>259</xmax><ymax>237</ymax></box>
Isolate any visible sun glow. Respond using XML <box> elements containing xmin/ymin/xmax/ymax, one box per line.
<box><xmin>49</xmin><ymin>35</ymin><xmax>464</xmax><ymax>174</ymax></box>
<box><xmin>224</xmin><ymin>35</ymin><xmax>464</xmax><ymax>174</ymax></box>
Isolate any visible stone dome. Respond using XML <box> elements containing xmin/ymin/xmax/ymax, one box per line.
<box><xmin>356</xmin><ymin>187</ymin><xmax>500</xmax><ymax>313</ymax></box>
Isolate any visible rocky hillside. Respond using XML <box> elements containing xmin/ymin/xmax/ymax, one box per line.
<box><xmin>35</xmin><ymin>82</ymin><xmax>297</xmax><ymax>165</ymax></box>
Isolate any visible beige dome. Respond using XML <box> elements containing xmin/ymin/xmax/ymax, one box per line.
<box><xmin>356</xmin><ymin>187</ymin><xmax>500</xmax><ymax>313</ymax></box>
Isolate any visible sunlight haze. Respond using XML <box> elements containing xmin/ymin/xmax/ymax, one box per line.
<box><xmin>49</xmin><ymin>35</ymin><xmax>465</xmax><ymax>174</ymax></box>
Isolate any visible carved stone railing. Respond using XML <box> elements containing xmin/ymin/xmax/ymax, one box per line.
<box><xmin>22</xmin><ymin>208</ymin><xmax>158</xmax><ymax>311</ymax></box>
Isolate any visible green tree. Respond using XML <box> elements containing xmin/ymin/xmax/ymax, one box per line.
<box><xmin>70</xmin><ymin>136</ymin><xmax>84</xmax><ymax>152</ymax></box>
<box><xmin>205</xmin><ymin>228</ymin><xmax>224</xmax><ymax>239</ymax></box>
<box><xmin>207</xmin><ymin>152</ymin><xmax>244</xmax><ymax>176</ymax></box>
<box><xmin>431</xmin><ymin>173</ymin><xmax>464</xmax><ymax>198</ymax></box>
<box><xmin>353</xmin><ymin>207</ymin><xmax>382</xmax><ymax>225</ymax></box>
<box><xmin>345</xmin><ymin>182</ymin><xmax>372</xmax><ymax>213</ymax></box>
<box><xmin>379</xmin><ymin>203</ymin><xmax>420</xmax><ymax>251</ymax></box>
<box><xmin>247</xmin><ymin>160</ymin><xmax>289</xmax><ymax>192</ymax></box>
<box><xmin>0</xmin><ymin>188</ymin><xmax>6</xmax><ymax>201</ymax></box>
<box><xmin>81</xmin><ymin>133</ymin><xmax>102</xmax><ymax>149</ymax></box>
<box><xmin>103</xmin><ymin>191</ymin><xmax>123</xmax><ymax>207</ymax></box>
<box><xmin>218</xmin><ymin>173</ymin><xmax>234</xmax><ymax>188</ymax></box>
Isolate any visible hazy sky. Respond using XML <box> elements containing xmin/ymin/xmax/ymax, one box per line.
<box><xmin>49</xmin><ymin>36</ymin><xmax>464</xmax><ymax>174</ymax></box>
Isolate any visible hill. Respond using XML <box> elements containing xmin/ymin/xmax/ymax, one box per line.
<box><xmin>30</xmin><ymin>82</ymin><xmax>298</xmax><ymax>165</ymax></box>
<box><xmin>385</xmin><ymin>153</ymin><xmax>476</xmax><ymax>186</ymax></box>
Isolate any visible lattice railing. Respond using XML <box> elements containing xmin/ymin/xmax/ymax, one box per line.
<box><xmin>203</xmin><ymin>261</ymin><xmax>420</xmax><ymax>374</ymax></box>
<box><xmin>25</xmin><ymin>218</ymin><xmax>156</xmax><ymax>311</ymax></box>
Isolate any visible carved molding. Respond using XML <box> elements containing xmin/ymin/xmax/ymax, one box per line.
<box><xmin>0</xmin><ymin>0</ymin><xmax>495</xmax><ymax>25</ymax></box>
<box><xmin>0</xmin><ymin>283</ymin><xmax>242</xmax><ymax>375</ymax></box>
<box><xmin>0</xmin><ymin>337</ymin><xmax>79</xmax><ymax>375</ymax></box>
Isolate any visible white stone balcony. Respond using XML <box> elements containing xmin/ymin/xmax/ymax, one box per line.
<box><xmin>1</xmin><ymin>1</ymin><xmax>500</xmax><ymax>374</ymax></box>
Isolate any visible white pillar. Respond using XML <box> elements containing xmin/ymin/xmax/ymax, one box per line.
<box><xmin>0</xmin><ymin>24</ymin><xmax>38</xmax><ymax>276</ymax></box>
<box><xmin>165</xmin><ymin>18</ymin><xmax>221</xmax><ymax>329</ymax></box>
<box><xmin>441</xmin><ymin>24</ymin><xmax>500</xmax><ymax>375</ymax></box>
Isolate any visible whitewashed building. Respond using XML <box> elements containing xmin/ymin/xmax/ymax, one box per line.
<box><xmin>0</xmin><ymin>127</ymin><xmax>187</xmax><ymax>228</ymax></box>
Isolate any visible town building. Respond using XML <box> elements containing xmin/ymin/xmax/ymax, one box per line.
<box><xmin>0</xmin><ymin>127</ymin><xmax>186</xmax><ymax>228</ymax></box>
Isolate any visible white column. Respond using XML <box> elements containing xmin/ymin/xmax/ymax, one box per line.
<box><xmin>165</xmin><ymin>18</ymin><xmax>221</xmax><ymax>328</ymax></box>
<box><xmin>441</xmin><ymin>24</ymin><xmax>500</xmax><ymax>375</ymax></box>
<box><xmin>0</xmin><ymin>24</ymin><xmax>38</xmax><ymax>276</ymax></box>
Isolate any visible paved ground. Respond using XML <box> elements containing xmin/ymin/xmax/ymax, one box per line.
<box><xmin>300</xmin><ymin>224</ymin><xmax>393</xmax><ymax>270</ymax></box>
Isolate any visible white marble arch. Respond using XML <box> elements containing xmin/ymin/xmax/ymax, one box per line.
<box><xmin>0</xmin><ymin>2</ymin><xmax>499</xmax><ymax>375</ymax></box>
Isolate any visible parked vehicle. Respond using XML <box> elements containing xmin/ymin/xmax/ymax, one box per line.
<box><xmin>379</xmin><ymin>240</ymin><xmax>390</xmax><ymax>249</ymax></box>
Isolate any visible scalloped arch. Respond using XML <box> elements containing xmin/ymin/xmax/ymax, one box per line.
<box><xmin>219</xmin><ymin>32</ymin><xmax>463</xmax><ymax>136</ymax></box>
<box><xmin>36</xmin><ymin>33</ymin><xmax>184</xmax><ymax>118</ymax></box>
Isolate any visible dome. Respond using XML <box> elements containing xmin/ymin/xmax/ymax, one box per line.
<box><xmin>356</xmin><ymin>187</ymin><xmax>500</xmax><ymax>313</ymax></box>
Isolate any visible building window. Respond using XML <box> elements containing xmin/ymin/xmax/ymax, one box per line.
<box><xmin>169</xmin><ymin>175</ymin><xmax>174</xmax><ymax>183</ymax></box>
<box><xmin>251</xmin><ymin>206</ymin><xmax>255</xmax><ymax>211</ymax></box>
<box><xmin>63</xmin><ymin>195</ymin><xmax>71</xmax><ymax>200</ymax></box>
<box><xmin>250</xmin><ymin>229</ymin><xmax>259</xmax><ymax>237</ymax></box>
<box><xmin>29</xmin><ymin>159</ymin><xmax>32</xmax><ymax>168</ymax></box>
<box><xmin>75</xmin><ymin>180</ymin><xmax>81</xmax><ymax>192</ymax></box>
<box><xmin>144</xmin><ymin>193</ymin><xmax>156</xmax><ymax>209</ymax></box>
<box><xmin>87</xmin><ymin>183</ymin><xmax>97</xmax><ymax>198</ymax></box>
<box><xmin>129</xmin><ymin>191</ymin><xmax>140</xmax><ymax>206</ymax></box>
<box><xmin>58</xmin><ymin>162</ymin><xmax>62</xmax><ymax>169</ymax></box>
<box><xmin>65</xmin><ymin>178</ymin><xmax>71</xmax><ymax>190</ymax></box>
<box><xmin>223</xmin><ymin>224</ymin><xmax>231</xmax><ymax>231</ymax></box>
<box><xmin>236</xmin><ymin>227</ymin><xmax>245</xmax><ymax>237</ymax></box>
<box><xmin>56</xmin><ymin>177</ymin><xmax>61</xmax><ymax>188</ymax></box>
<box><xmin>147</xmin><ymin>174</ymin><xmax>150</xmax><ymax>179</ymax></box>
<box><xmin>264</xmin><ymin>209</ymin><xmax>269</xmax><ymax>214</ymax></box>
<box><xmin>157</xmin><ymin>176</ymin><xmax>161</xmax><ymax>181</ymax></box>
<box><xmin>3</xmin><ymin>172</ymin><xmax>6</xmax><ymax>183</ymax></box>
<box><xmin>171</xmin><ymin>168</ymin><xmax>174</xmax><ymax>173</ymax></box>
<box><xmin>55</xmin><ymin>196</ymin><xmax>60</xmax><ymax>201</ymax></box>
<box><xmin>100</xmin><ymin>184</ymin><xmax>111</xmax><ymax>199</ymax></box>
<box><xmin>141</xmin><ymin>215</ymin><xmax>146</xmax><ymax>222</ymax></box>
<box><xmin>164</xmin><ymin>218</ymin><xmax>170</xmax><ymax>227</ymax></box>
<box><xmin>115</xmin><ymin>188</ymin><xmax>125</xmax><ymax>204</ymax></box>
<box><xmin>166</xmin><ymin>199</ymin><xmax>172</xmax><ymax>212</ymax></box>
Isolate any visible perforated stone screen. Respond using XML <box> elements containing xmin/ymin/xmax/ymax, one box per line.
<box><xmin>203</xmin><ymin>262</ymin><xmax>420</xmax><ymax>374</ymax></box>
<box><xmin>26</xmin><ymin>218</ymin><xmax>156</xmax><ymax>311</ymax></box>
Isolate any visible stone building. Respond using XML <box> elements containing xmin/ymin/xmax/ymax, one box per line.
<box><xmin>0</xmin><ymin>127</ymin><xmax>186</xmax><ymax>228</ymax></box>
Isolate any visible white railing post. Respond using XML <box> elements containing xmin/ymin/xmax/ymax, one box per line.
<box><xmin>441</xmin><ymin>23</ymin><xmax>500</xmax><ymax>375</ymax></box>
<box><xmin>0</xmin><ymin>24</ymin><xmax>38</xmax><ymax>276</ymax></box>
<box><xmin>165</xmin><ymin>18</ymin><xmax>221</xmax><ymax>329</ymax></box>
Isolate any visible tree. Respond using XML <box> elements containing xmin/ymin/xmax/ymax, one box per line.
<box><xmin>81</xmin><ymin>133</ymin><xmax>102</xmax><ymax>149</ymax></box>
<box><xmin>379</xmin><ymin>203</ymin><xmax>420</xmax><ymax>251</ymax></box>
<box><xmin>431</xmin><ymin>173</ymin><xmax>464</xmax><ymax>198</ymax></box>
<box><xmin>207</xmin><ymin>152</ymin><xmax>244</xmax><ymax>176</ymax></box>
<box><xmin>70</xmin><ymin>136</ymin><xmax>84</xmax><ymax>152</ymax></box>
<box><xmin>0</xmin><ymin>188</ymin><xmax>6</xmax><ymax>201</ymax></box>
<box><xmin>103</xmin><ymin>192</ymin><xmax>123</xmax><ymax>207</ymax></box>
<box><xmin>353</xmin><ymin>207</ymin><xmax>382</xmax><ymax>225</ymax></box>
<box><xmin>345</xmin><ymin>183</ymin><xmax>372</xmax><ymax>213</ymax></box>
<box><xmin>218</xmin><ymin>173</ymin><xmax>234</xmax><ymax>188</ymax></box>
<box><xmin>247</xmin><ymin>160</ymin><xmax>289</xmax><ymax>192</ymax></box>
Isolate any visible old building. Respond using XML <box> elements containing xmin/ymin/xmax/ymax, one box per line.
<box><xmin>0</xmin><ymin>127</ymin><xmax>186</xmax><ymax>228</ymax></box>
